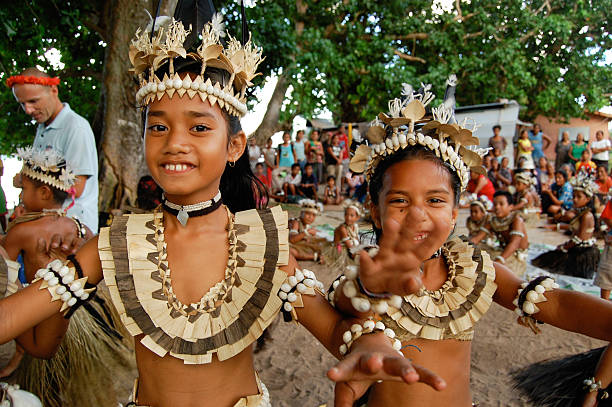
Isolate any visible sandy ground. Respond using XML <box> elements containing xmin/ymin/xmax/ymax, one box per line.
<box><xmin>1</xmin><ymin>207</ymin><xmax>607</xmax><ymax>406</ymax></box>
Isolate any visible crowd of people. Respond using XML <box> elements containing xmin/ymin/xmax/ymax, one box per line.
<box><xmin>1</xmin><ymin>4</ymin><xmax>612</xmax><ymax>407</ymax></box>
<box><xmin>247</xmin><ymin>128</ymin><xmax>367</xmax><ymax>206</ymax></box>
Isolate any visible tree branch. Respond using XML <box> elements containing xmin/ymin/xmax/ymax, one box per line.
<box><xmin>394</xmin><ymin>49</ymin><xmax>426</xmax><ymax>64</ymax></box>
<box><xmin>464</xmin><ymin>31</ymin><xmax>483</xmax><ymax>40</ymax></box>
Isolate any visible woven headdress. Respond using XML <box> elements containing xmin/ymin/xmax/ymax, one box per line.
<box><xmin>514</xmin><ymin>171</ymin><xmax>536</xmax><ymax>186</ymax></box>
<box><xmin>18</xmin><ymin>146</ymin><xmax>75</xmax><ymax>192</ymax></box>
<box><xmin>570</xmin><ymin>172</ymin><xmax>598</xmax><ymax>197</ymax></box>
<box><xmin>349</xmin><ymin>77</ymin><xmax>487</xmax><ymax>191</ymax></box>
<box><xmin>470</xmin><ymin>195</ymin><xmax>493</xmax><ymax>212</ymax></box>
<box><xmin>299</xmin><ymin>199</ymin><xmax>323</xmax><ymax>215</ymax></box>
<box><xmin>130</xmin><ymin>1</ymin><xmax>263</xmax><ymax>117</ymax></box>
<box><xmin>342</xmin><ymin>199</ymin><xmax>363</xmax><ymax>216</ymax></box>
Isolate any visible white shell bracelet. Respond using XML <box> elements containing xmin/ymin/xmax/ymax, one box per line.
<box><xmin>278</xmin><ymin>268</ymin><xmax>325</xmax><ymax>322</ymax></box>
<box><xmin>338</xmin><ymin>265</ymin><xmax>403</xmax><ymax>314</ymax></box>
<box><xmin>32</xmin><ymin>259</ymin><xmax>95</xmax><ymax>315</ymax></box>
<box><xmin>339</xmin><ymin>318</ymin><xmax>402</xmax><ymax>356</ymax></box>
<box><xmin>513</xmin><ymin>276</ymin><xmax>558</xmax><ymax>334</ymax></box>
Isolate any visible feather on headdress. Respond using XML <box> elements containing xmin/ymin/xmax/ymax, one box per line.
<box><xmin>130</xmin><ymin>1</ymin><xmax>263</xmax><ymax>118</ymax></box>
<box><xmin>349</xmin><ymin>76</ymin><xmax>486</xmax><ymax>190</ymax></box>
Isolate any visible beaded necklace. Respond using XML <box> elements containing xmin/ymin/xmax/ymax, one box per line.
<box><xmin>153</xmin><ymin>205</ymin><xmax>238</xmax><ymax>316</ymax></box>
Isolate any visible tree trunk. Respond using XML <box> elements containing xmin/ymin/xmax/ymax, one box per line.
<box><xmin>251</xmin><ymin>73</ymin><xmax>291</xmax><ymax>145</ymax></box>
<box><xmin>98</xmin><ymin>0</ymin><xmax>152</xmax><ymax>212</ymax></box>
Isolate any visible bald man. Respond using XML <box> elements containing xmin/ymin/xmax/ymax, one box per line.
<box><xmin>8</xmin><ymin>68</ymin><xmax>99</xmax><ymax>232</ymax></box>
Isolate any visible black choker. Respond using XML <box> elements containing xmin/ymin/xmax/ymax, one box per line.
<box><xmin>162</xmin><ymin>191</ymin><xmax>223</xmax><ymax>226</ymax></box>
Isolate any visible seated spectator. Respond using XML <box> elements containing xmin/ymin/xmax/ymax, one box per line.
<box><xmin>539</xmin><ymin>162</ymin><xmax>555</xmax><ymax>188</ymax></box>
<box><xmin>488</xmin><ymin>158</ymin><xmax>511</xmax><ymax>191</ymax></box>
<box><xmin>498</xmin><ymin>157</ymin><xmax>513</xmax><ymax>189</ymax></box>
<box><xmin>596</xmin><ymin>165</ymin><xmax>612</xmax><ymax>194</ymax></box>
<box><xmin>254</xmin><ymin>162</ymin><xmax>270</xmax><ymax>189</ymax></box>
<box><xmin>322</xmin><ymin>175</ymin><xmax>342</xmax><ymax>205</ymax></box>
<box><xmin>467</xmin><ymin>171</ymin><xmax>495</xmax><ymax>202</ymax></box>
<box><xmin>576</xmin><ymin>149</ymin><xmax>597</xmax><ymax>176</ymax></box>
<box><xmin>298</xmin><ymin>163</ymin><xmax>318</xmax><ymax>199</ymax></box>
<box><xmin>595</xmin><ymin>165</ymin><xmax>612</xmax><ymax>211</ymax></box>
<box><xmin>493</xmin><ymin>147</ymin><xmax>503</xmax><ymax>163</ymax></box>
<box><xmin>541</xmin><ymin>169</ymin><xmax>573</xmax><ymax>218</ymax></box>
<box><xmin>282</xmin><ymin>163</ymin><xmax>302</xmax><ymax>197</ymax></box>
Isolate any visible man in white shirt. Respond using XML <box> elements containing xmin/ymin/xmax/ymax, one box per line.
<box><xmin>9</xmin><ymin>68</ymin><xmax>99</xmax><ymax>232</ymax></box>
<box><xmin>591</xmin><ymin>130</ymin><xmax>611</xmax><ymax>169</ymax></box>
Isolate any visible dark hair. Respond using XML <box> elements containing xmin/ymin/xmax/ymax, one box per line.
<box><xmin>304</xmin><ymin>163</ymin><xmax>312</xmax><ymax>169</ymax></box>
<box><xmin>142</xmin><ymin>57</ymin><xmax>268</xmax><ymax>213</ymax></box>
<box><xmin>25</xmin><ymin>175</ymin><xmax>68</xmax><ymax>204</ymax></box>
<box><xmin>291</xmin><ymin>163</ymin><xmax>300</xmax><ymax>170</ymax></box>
<box><xmin>493</xmin><ymin>125</ymin><xmax>501</xmax><ymax>131</ymax></box>
<box><xmin>555</xmin><ymin>169</ymin><xmax>568</xmax><ymax>182</ymax></box>
<box><xmin>255</xmin><ymin>162</ymin><xmax>264</xmax><ymax>168</ymax></box>
<box><xmin>493</xmin><ymin>190</ymin><xmax>513</xmax><ymax>205</ymax></box>
<box><xmin>327</xmin><ymin>175</ymin><xmax>336</xmax><ymax>182</ymax></box>
<box><xmin>368</xmin><ymin>145</ymin><xmax>461</xmax><ymax>241</ymax></box>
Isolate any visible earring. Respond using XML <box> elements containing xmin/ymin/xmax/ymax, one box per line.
<box><xmin>228</xmin><ymin>160</ymin><xmax>235</xmax><ymax>167</ymax></box>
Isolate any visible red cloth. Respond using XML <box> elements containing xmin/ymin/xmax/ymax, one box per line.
<box><xmin>467</xmin><ymin>175</ymin><xmax>495</xmax><ymax>201</ymax></box>
<box><xmin>257</xmin><ymin>173</ymin><xmax>271</xmax><ymax>189</ymax></box>
<box><xmin>602</xmin><ymin>201</ymin><xmax>612</xmax><ymax>220</ymax></box>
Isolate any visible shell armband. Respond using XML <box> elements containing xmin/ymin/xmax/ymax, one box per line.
<box><xmin>278</xmin><ymin>269</ymin><xmax>325</xmax><ymax>322</ymax></box>
<box><xmin>513</xmin><ymin>276</ymin><xmax>558</xmax><ymax>334</ymax></box>
<box><xmin>32</xmin><ymin>258</ymin><xmax>96</xmax><ymax>318</ymax></box>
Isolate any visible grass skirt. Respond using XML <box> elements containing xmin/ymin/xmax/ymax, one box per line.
<box><xmin>12</xmin><ymin>295</ymin><xmax>135</xmax><ymax>407</ymax></box>
<box><xmin>532</xmin><ymin>246</ymin><xmax>600</xmax><ymax>279</ymax></box>
<box><xmin>513</xmin><ymin>347</ymin><xmax>611</xmax><ymax>407</ymax></box>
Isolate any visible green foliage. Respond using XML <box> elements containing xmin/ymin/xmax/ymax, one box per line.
<box><xmin>0</xmin><ymin>1</ymin><xmax>104</xmax><ymax>154</ymax></box>
<box><xmin>225</xmin><ymin>0</ymin><xmax>611</xmax><ymax>123</ymax></box>
<box><xmin>0</xmin><ymin>0</ymin><xmax>609</xmax><ymax>155</ymax></box>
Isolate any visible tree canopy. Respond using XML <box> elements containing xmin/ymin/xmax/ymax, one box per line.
<box><xmin>228</xmin><ymin>0</ymin><xmax>611</xmax><ymax>132</ymax></box>
<box><xmin>0</xmin><ymin>1</ymin><xmax>105</xmax><ymax>153</ymax></box>
<box><xmin>0</xmin><ymin>0</ymin><xmax>610</xmax><ymax>206</ymax></box>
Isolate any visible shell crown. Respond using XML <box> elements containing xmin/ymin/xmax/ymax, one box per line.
<box><xmin>129</xmin><ymin>14</ymin><xmax>264</xmax><ymax>117</ymax></box>
<box><xmin>349</xmin><ymin>78</ymin><xmax>487</xmax><ymax>190</ymax></box>
<box><xmin>299</xmin><ymin>199</ymin><xmax>323</xmax><ymax>214</ymax></box>
<box><xmin>514</xmin><ymin>171</ymin><xmax>536</xmax><ymax>186</ymax></box>
<box><xmin>570</xmin><ymin>172</ymin><xmax>598</xmax><ymax>197</ymax></box>
<box><xmin>17</xmin><ymin>146</ymin><xmax>75</xmax><ymax>191</ymax></box>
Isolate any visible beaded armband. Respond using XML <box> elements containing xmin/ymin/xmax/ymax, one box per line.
<box><xmin>329</xmin><ymin>265</ymin><xmax>403</xmax><ymax>314</ymax></box>
<box><xmin>512</xmin><ymin>276</ymin><xmax>558</xmax><ymax>334</ymax></box>
<box><xmin>339</xmin><ymin>318</ymin><xmax>402</xmax><ymax>356</ymax></box>
<box><xmin>509</xmin><ymin>230</ymin><xmax>525</xmax><ymax>238</ymax></box>
<box><xmin>32</xmin><ymin>257</ymin><xmax>96</xmax><ymax>318</ymax></box>
<box><xmin>584</xmin><ymin>377</ymin><xmax>610</xmax><ymax>400</ymax></box>
<box><xmin>278</xmin><ymin>269</ymin><xmax>325</xmax><ymax>322</ymax></box>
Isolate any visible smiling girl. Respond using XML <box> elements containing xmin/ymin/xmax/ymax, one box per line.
<box><xmin>0</xmin><ymin>5</ymin><xmax>444</xmax><ymax>407</ymax></box>
<box><xmin>328</xmin><ymin>83</ymin><xmax>612</xmax><ymax>407</ymax></box>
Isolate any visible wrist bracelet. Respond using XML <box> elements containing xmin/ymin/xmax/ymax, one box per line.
<box><xmin>494</xmin><ymin>255</ymin><xmax>505</xmax><ymax>264</ymax></box>
<box><xmin>339</xmin><ymin>318</ymin><xmax>402</xmax><ymax>356</ymax></box>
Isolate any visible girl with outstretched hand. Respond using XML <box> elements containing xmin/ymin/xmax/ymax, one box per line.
<box><xmin>328</xmin><ymin>82</ymin><xmax>612</xmax><ymax>406</ymax></box>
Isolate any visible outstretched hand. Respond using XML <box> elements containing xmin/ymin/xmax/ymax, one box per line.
<box><xmin>358</xmin><ymin>217</ymin><xmax>423</xmax><ymax>296</ymax></box>
<box><xmin>327</xmin><ymin>333</ymin><xmax>445</xmax><ymax>407</ymax></box>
